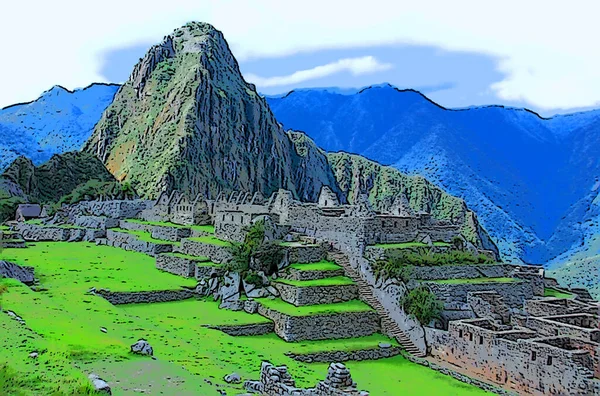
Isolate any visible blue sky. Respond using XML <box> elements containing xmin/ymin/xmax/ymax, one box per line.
<box><xmin>2</xmin><ymin>0</ymin><xmax>600</xmax><ymax>116</ymax></box>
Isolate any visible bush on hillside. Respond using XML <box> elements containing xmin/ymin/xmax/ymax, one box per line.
<box><xmin>400</xmin><ymin>285</ymin><xmax>443</xmax><ymax>325</ymax></box>
<box><xmin>57</xmin><ymin>179</ymin><xmax>137</xmax><ymax>206</ymax></box>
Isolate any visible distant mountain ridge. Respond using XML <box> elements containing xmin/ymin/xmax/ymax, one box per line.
<box><xmin>266</xmin><ymin>84</ymin><xmax>600</xmax><ymax>270</ymax></box>
<box><xmin>0</xmin><ymin>83</ymin><xmax>119</xmax><ymax>172</ymax></box>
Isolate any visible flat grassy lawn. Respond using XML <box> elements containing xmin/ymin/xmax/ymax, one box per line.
<box><xmin>289</xmin><ymin>260</ymin><xmax>341</xmax><ymax>271</ymax></box>
<box><xmin>428</xmin><ymin>277</ymin><xmax>519</xmax><ymax>285</ymax></box>
<box><xmin>187</xmin><ymin>235</ymin><xmax>231</xmax><ymax>246</ymax></box>
<box><xmin>257</xmin><ymin>298</ymin><xmax>373</xmax><ymax>316</ymax></box>
<box><xmin>0</xmin><ymin>243</ymin><xmax>488</xmax><ymax>395</ymax></box>
<box><xmin>276</xmin><ymin>276</ymin><xmax>355</xmax><ymax>287</ymax></box>
<box><xmin>373</xmin><ymin>241</ymin><xmax>451</xmax><ymax>249</ymax></box>
<box><xmin>0</xmin><ymin>242</ymin><xmax>196</xmax><ymax>292</ymax></box>
<box><xmin>544</xmin><ymin>288</ymin><xmax>573</xmax><ymax>298</ymax></box>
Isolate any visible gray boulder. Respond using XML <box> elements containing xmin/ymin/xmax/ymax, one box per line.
<box><xmin>224</xmin><ymin>372</ymin><xmax>241</xmax><ymax>384</ymax></box>
<box><xmin>219</xmin><ymin>272</ymin><xmax>241</xmax><ymax>303</ymax></box>
<box><xmin>0</xmin><ymin>261</ymin><xmax>35</xmax><ymax>285</ymax></box>
<box><xmin>88</xmin><ymin>373</ymin><xmax>112</xmax><ymax>395</ymax></box>
<box><xmin>130</xmin><ymin>339</ymin><xmax>153</xmax><ymax>356</ymax></box>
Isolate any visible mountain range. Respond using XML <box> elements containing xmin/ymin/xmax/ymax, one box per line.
<box><xmin>0</xmin><ymin>84</ymin><xmax>119</xmax><ymax>171</ymax></box>
<box><xmin>0</xmin><ymin>23</ymin><xmax>596</xmax><ymax>293</ymax></box>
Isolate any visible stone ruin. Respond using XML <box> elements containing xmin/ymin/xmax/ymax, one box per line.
<box><xmin>244</xmin><ymin>361</ymin><xmax>368</xmax><ymax>396</ymax></box>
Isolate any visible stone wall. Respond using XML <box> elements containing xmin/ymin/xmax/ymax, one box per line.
<box><xmin>526</xmin><ymin>298</ymin><xmax>598</xmax><ymax>317</ymax></box>
<box><xmin>96</xmin><ymin>289</ymin><xmax>194</xmax><ymax>305</ymax></box>
<box><xmin>526</xmin><ymin>315</ymin><xmax>600</xmax><ymax>342</ymax></box>
<box><xmin>287</xmin><ymin>244</ymin><xmax>327</xmax><ymax>264</ymax></box>
<box><xmin>405</xmin><ymin>264</ymin><xmax>516</xmax><ymax>281</ymax></box>
<box><xmin>204</xmin><ymin>322</ymin><xmax>274</xmax><ymax>336</ymax></box>
<box><xmin>177</xmin><ymin>239</ymin><xmax>232</xmax><ymax>264</ymax></box>
<box><xmin>281</xmin><ymin>267</ymin><xmax>345</xmax><ymax>281</ymax></box>
<box><xmin>74</xmin><ymin>216</ymin><xmax>120</xmax><ymax>230</ymax></box>
<box><xmin>106</xmin><ymin>230</ymin><xmax>173</xmax><ymax>256</ymax></box>
<box><xmin>18</xmin><ymin>223</ymin><xmax>104</xmax><ymax>242</ymax></box>
<box><xmin>69</xmin><ymin>200</ymin><xmax>152</xmax><ymax>219</ymax></box>
<box><xmin>285</xmin><ymin>346</ymin><xmax>402</xmax><ymax>363</ymax></box>
<box><xmin>257</xmin><ymin>304</ymin><xmax>380</xmax><ymax>342</ymax></box>
<box><xmin>119</xmin><ymin>220</ymin><xmax>153</xmax><ymax>233</ymax></box>
<box><xmin>151</xmin><ymin>225</ymin><xmax>191</xmax><ymax>242</ymax></box>
<box><xmin>275</xmin><ymin>282</ymin><xmax>358</xmax><ymax>306</ymax></box>
<box><xmin>427</xmin><ymin>319</ymin><xmax>598</xmax><ymax>395</ymax></box>
<box><xmin>155</xmin><ymin>254</ymin><xmax>197</xmax><ymax>277</ymax></box>
<box><xmin>427</xmin><ymin>280</ymin><xmax>534</xmax><ymax>308</ymax></box>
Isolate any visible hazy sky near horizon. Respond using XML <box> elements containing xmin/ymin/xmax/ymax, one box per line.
<box><xmin>2</xmin><ymin>0</ymin><xmax>599</xmax><ymax>116</ymax></box>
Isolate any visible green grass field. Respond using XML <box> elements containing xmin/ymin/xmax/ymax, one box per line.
<box><xmin>289</xmin><ymin>260</ymin><xmax>341</xmax><ymax>271</ymax></box>
<box><xmin>427</xmin><ymin>277</ymin><xmax>519</xmax><ymax>285</ymax></box>
<box><xmin>543</xmin><ymin>288</ymin><xmax>574</xmax><ymax>298</ymax></box>
<box><xmin>276</xmin><ymin>276</ymin><xmax>355</xmax><ymax>287</ymax></box>
<box><xmin>0</xmin><ymin>242</ymin><xmax>488</xmax><ymax>395</ymax></box>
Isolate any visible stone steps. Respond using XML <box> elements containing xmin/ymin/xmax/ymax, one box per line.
<box><xmin>328</xmin><ymin>250</ymin><xmax>426</xmax><ymax>358</ymax></box>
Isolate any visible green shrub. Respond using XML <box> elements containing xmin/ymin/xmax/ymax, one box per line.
<box><xmin>386</xmin><ymin>248</ymin><xmax>494</xmax><ymax>267</ymax></box>
<box><xmin>400</xmin><ymin>285</ymin><xmax>443</xmax><ymax>325</ymax></box>
<box><xmin>225</xmin><ymin>220</ymin><xmax>284</xmax><ymax>276</ymax></box>
<box><xmin>243</xmin><ymin>271</ymin><xmax>263</xmax><ymax>286</ymax></box>
<box><xmin>372</xmin><ymin>259</ymin><xmax>413</xmax><ymax>283</ymax></box>
<box><xmin>0</xmin><ymin>191</ymin><xmax>24</xmax><ymax>223</ymax></box>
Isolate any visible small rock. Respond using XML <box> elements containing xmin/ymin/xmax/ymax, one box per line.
<box><xmin>28</xmin><ymin>352</ymin><xmax>38</xmax><ymax>359</ymax></box>
<box><xmin>224</xmin><ymin>372</ymin><xmax>241</xmax><ymax>384</ymax></box>
<box><xmin>89</xmin><ymin>373</ymin><xmax>112</xmax><ymax>395</ymax></box>
<box><xmin>271</xmin><ymin>273</ymin><xmax>278</xmax><ymax>280</ymax></box>
<box><xmin>130</xmin><ymin>339</ymin><xmax>153</xmax><ymax>356</ymax></box>
<box><xmin>378</xmin><ymin>342</ymin><xmax>392</xmax><ymax>349</ymax></box>
<box><xmin>266</xmin><ymin>285</ymin><xmax>280</xmax><ymax>297</ymax></box>
<box><xmin>100</xmin><ymin>327</ymin><xmax>107</xmax><ymax>333</ymax></box>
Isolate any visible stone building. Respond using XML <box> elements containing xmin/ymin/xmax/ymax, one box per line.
<box><xmin>15</xmin><ymin>204</ymin><xmax>42</xmax><ymax>222</ymax></box>
<box><xmin>139</xmin><ymin>191</ymin><xmax>210</xmax><ymax>226</ymax></box>
<box><xmin>426</xmin><ymin>297</ymin><xmax>600</xmax><ymax>395</ymax></box>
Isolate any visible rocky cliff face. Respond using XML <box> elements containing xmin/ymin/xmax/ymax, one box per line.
<box><xmin>0</xmin><ymin>152</ymin><xmax>114</xmax><ymax>203</ymax></box>
<box><xmin>85</xmin><ymin>22</ymin><xmax>339</xmax><ymax>201</ymax></box>
<box><xmin>328</xmin><ymin>152</ymin><xmax>498</xmax><ymax>253</ymax></box>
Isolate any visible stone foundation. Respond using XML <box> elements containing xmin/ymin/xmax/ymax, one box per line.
<box><xmin>18</xmin><ymin>223</ymin><xmax>104</xmax><ymax>242</ymax></box>
<box><xmin>426</xmin><ymin>280</ymin><xmax>535</xmax><ymax>308</ymax></box>
<box><xmin>106</xmin><ymin>230</ymin><xmax>173</xmax><ymax>256</ymax></box>
<box><xmin>275</xmin><ymin>282</ymin><xmax>358</xmax><ymax>306</ymax></box>
<box><xmin>177</xmin><ymin>239</ymin><xmax>232</xmax><ymax>264</ymax></box>
<box><xmin>257</xmin><ymin>304</ymin><xmax>380</xmax><ymax>342</ymax></box>
<box><xmin>151</xmin><ymin>225</ymin><xmax>191</xmax><ymax>242</ymax></box>
<box><xmin>119</xmin><ymin>220</ymin><xmax>153</xmax><ymax>233</ymax></box>
<box><xmin>287</xmin><ymin>244</ymin><xmax>327</xmax><ymax>264</ymax></box>
<box><xmin>96</xmin><ymin>289</ymin><xmax>194</xmax><ymax>305</ymax></box>
<box><xmin>286</xmin><ymin>346</ymin><xmax>402</xmax><ymax>363</ymax></box>
<box><xmin>281</xmin><ymin>267</ymin><xmax>345</xmax><ymax>281</ymax></box>
<box><xmin>205</xmin><ymin>322</ymin><xmax>275</xmax><ymax>336</ymax></box>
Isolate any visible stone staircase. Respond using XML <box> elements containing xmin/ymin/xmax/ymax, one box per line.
<box><xmin>327</xmin><ymin>250</ymin><xmax>426</xmax><ymax>358</ymax></box>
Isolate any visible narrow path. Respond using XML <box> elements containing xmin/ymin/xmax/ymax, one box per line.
<box><xmin>327</xmin><ymin>250</ymin><xmax>426</xmax><ymax>358</ymax></box>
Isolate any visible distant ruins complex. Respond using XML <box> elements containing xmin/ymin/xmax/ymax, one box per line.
<box><xmin>4</xmin><ymin>185</ymin><xmax>599</xmax><ymax>396</ymax></box>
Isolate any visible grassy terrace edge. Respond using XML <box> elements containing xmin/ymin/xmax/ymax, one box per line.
<box><xmin>275</xmin><ymin>276</ymin><xmax>355</xmax><ymax>287</ymax></box>
<box><xmin>288</xmin><ymin>261</ymin><xmax>341</xmax><ymax>271</ymax></box>
<box><xmin>257</xmin><ymin>298</ymin><xmax>373</xmax><ymax>316</ymax></box>
<box><xmin>124</xmin><ymin>218</ymin><xmax>215</xmax><ymax>233</ymax></box>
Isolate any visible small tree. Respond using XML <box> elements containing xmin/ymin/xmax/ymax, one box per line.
<box><xmin>225</xmin><ymin>220</ymin><xmax>284</xmax><ymax>276</ymax></box>
<box><xmin>400</xmin><ymin>285</ymin><xmax>443</xmax><ymax>325</ymax></box>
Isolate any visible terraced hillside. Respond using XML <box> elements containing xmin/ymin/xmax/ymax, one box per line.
<box><xmin>0</xmin><ymin>235</ymin><xmax>490</xmax><ymax>394</ymax></box>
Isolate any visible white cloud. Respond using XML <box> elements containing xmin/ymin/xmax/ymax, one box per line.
<box><xmin>1</xmin><ymin>0</ymin><xmax>600</xmax><ymax>110</ymax></box>
<box><xmin>245</xmin><ymin>56</ymin><xmax>392</xmax><ymax>87</ymax></box>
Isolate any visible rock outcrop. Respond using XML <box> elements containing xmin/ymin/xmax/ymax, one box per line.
<box><xmin>0</xmin><ymin>261</ymin><xmax>35</xmax><ymax>285</ymax></box>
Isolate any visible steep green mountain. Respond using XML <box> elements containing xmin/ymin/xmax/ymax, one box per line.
<box><xmin>328</xmin><ymin>152</ymin><xmax>498</xmax><ymax>253</ymax></box>
<box><xmin>85</xmin><ymin>22</ymin><xmax>338</xmax><ymax>201</ymax></box>
<box><xmin>0</xmin><ymin>152</ymin><xmax>115</xmax><ymax>204</ymax></box>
